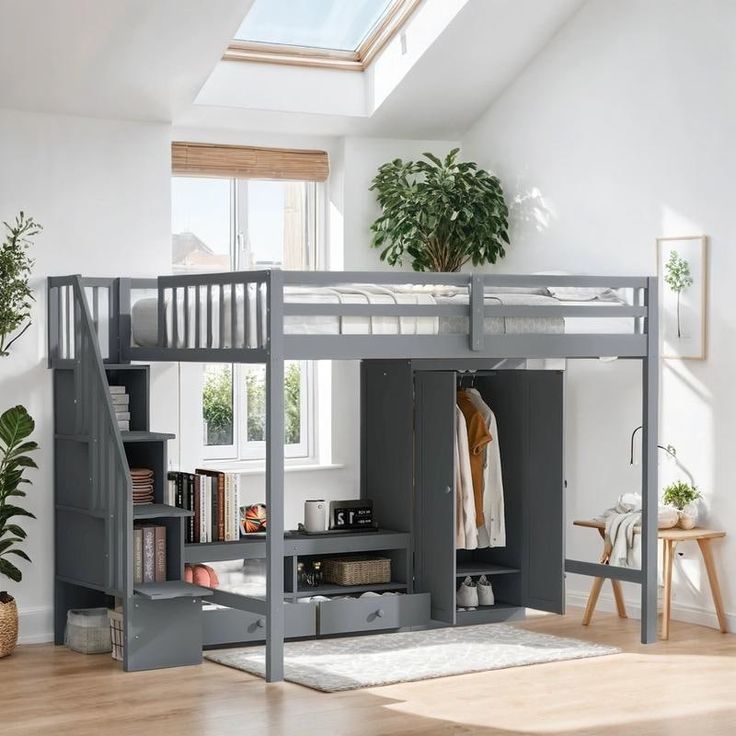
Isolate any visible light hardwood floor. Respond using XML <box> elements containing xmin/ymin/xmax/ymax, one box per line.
<box><xmin>5</xmin><ymin>610</ymin><xmax>735</xmax><ymax>736</ymax></box>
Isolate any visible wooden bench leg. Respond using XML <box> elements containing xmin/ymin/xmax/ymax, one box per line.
<box><xmin>698</xmin><ymin>538</ymin><xmax>729</xmax><ymax>634</ymax></box>
<box><xmin>611</xmin><ymin>579</ymin><xmax>627</xmax><ymax>618</ymax></box>
<box><xmin>661</xmin><ymin>539</ymin><xmax>674</xmax><ymax>640</ymax></box>
<box><xmin>582</xmin><ymin>576</ymin><xmax>605</xmax><ymax>626</ymax></box>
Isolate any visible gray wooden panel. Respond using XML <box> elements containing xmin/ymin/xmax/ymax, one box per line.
<box><xmin>522</xmin><ymin>371</ymin><xmax>564</xmax><ymax>613</ymax></box>
<box><xmin>414</xmin><ymin>371</ymin><xmax>456</xmax><ymax>624</ymax></box>
<box><xmin>125</xmin><ymin>595</ymin><xmax>204</xmax><ymax>671</ymax></box>
<box><xmin>361</xmin><ymin>361</ymin><xmax>414</xmax><ymax>534</ymax></box>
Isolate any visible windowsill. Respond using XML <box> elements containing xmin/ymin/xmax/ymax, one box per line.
<box><xmin>198</xmin><ymin>461</ymin><xmax>345</xmax><ymax>476</ymax></box>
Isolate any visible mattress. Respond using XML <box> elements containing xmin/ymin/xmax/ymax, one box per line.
<box><xmin>129</xmin><ymin>284</ymin><xmax>629</xmax><ymax>349</ymax></box>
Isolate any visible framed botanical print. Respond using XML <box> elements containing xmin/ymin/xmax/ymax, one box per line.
<box><xmin>656</xmin><ymin>235</ymin><xmax>708</xmax><ymax>359</ymax></box>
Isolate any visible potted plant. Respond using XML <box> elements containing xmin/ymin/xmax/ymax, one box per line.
<box><xmin>0</xmin><ymin>212</ymin><xmax>42</xmax><ymax>356</ymax></box>
<box><xmin>0</xmin><ymin>405</ymin><xmax>38</xmax><ymax>657</ymax></box>
<box><xmin>369</xmin><ymin>149</ymin><xmax>510</xmax><ymax>272</ymax></box>
<box><xmin>662</xmin><ymin>480</ymin><xmax>701</xmax><ymax>530</ymax></box>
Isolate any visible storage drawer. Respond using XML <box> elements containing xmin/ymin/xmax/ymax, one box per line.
<box><xmin>318</xmin><ymin>593</ymin><xmax>430</xmax><ymax>636</ymax></box>
<box><xmin>203</xmin><ymin>603</ymin><xmax>317</xmax><ymax>647</ymax></box>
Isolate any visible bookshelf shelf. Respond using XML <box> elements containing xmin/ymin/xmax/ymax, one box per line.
<box><xmin>133</xmin><ymin>504</ymin><xmax>194</xmax><ymax>520</ymax></box>
<box><xmin>455</xmin><ymin>563</ymin><xmax>521</xmax><ymax>578</ymax></box>
<box><xmin>294</xmin><ymin>582</ymin><xmax>408</xmax><ymax>598</ymax></box>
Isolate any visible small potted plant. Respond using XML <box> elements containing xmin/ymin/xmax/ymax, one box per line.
<box><xmin>662</xmin><ymin>480</ymin><xmax>701</xmax><ymax>530</ymax></box>
<box><xmin>0</xmin><ymin>405</ymin><xmax>38</xmax><ymax>657</ymax></box>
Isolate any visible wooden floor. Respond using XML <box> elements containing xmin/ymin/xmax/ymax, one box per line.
<box><xmin>5</xmin><ymin>609</ymin><xmax>735</xmax><ymax>736</ymax></box>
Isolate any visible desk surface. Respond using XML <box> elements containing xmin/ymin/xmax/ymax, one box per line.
<box><xmin>573</xmin><ymin>519</ymin><xmax>726</xmax><ymax>542</ymax></box>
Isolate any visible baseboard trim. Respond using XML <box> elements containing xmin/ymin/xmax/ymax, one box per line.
<box><xmin>17</xmin><ymin>606</ymin><xmax>54</xmax><ymax>644</ymax></box>
<box><xmin>566</xmin><ymin>590</ymin><xmax>734</xmax><ymax>633</ymax></box>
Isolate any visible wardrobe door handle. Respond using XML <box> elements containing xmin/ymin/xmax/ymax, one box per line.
<box><xmin>444</xmin><ymin>486</ymin><xmax>452</xmax><ymax>495</ymax></box>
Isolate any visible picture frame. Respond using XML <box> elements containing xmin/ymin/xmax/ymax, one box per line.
<box><xmin>656</xmin><ymin>235</ymin><xmax>708</xmax><ymax>360</ymax></box>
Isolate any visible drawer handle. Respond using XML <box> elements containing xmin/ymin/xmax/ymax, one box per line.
<box><xmin>375</xmin><ymin>608</ymin><xmax>384</xmax><ymax>618</ymax></box>
<box><xmin>256</xmin><ymin>618</ymin><xmax>265</xmax><ymax>629</ymax></box>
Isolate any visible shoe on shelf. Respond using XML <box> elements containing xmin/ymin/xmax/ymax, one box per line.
<box><xmin>477</xmin><ymin>575</ymin><xmax>495</xmax><ymax>606</ymax></box>
<box><xmin>456</xmin><ymin>575</ymin><xmax>479</xmax><ymax>608</ymax></box>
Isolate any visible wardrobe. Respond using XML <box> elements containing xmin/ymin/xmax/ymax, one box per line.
<box><xmin>362</xmin><ymin>360</ymin><xmax>565</xmax><ymax>626</ymax></box>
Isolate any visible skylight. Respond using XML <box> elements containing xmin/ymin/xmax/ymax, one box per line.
<box><xmin>234</xmin><ymin>0</ymin><xmax>395</xmax><ymax>52</ymax></box>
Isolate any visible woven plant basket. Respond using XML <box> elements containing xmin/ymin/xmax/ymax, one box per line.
<box><xmin>323</xmin><ymin>556</ymin><xmax>391</xmax><ymax>586</ymax></box>
<box><xmin>0</xmin><ymin>595</ymin><xmax>18</xmax><ymax>658</ymax></box>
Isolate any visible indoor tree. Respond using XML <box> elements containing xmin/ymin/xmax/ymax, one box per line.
<box><xmin>664</xmin><ymin>250</ymin><xmax>693</xmax><ymax>339</ymax></box>
<box><xmin>369</xmin><ymin>149</ymin><xmax>510</xmax><ymax>272</ymax></box>
<box><xmin>0</xmin><ymin>212</ymin><xmax>42</xmax><ymax>356</ymax></box>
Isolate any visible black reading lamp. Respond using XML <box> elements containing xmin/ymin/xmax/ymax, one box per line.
<box><xmin>629</xmin><ymin>425</ymin><xmax>678</xmax><ymax>465</ymax></box>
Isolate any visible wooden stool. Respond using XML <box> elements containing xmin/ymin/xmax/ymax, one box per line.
<box><xmin>573</xmin><ymin>520</ymin><xmax>728</xmax><ymax>639</ymax></box>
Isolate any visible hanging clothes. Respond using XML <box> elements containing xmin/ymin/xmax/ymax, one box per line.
<box><xmin>454</xmin><ymin>406</ymin><xmax>478</xmax><ymax>550</ymax></box>
<box><xmin>456</xmin><ymin>390</ymin><xmax>492</xmax><ymax>528</ymax></box>
<box><xmin>465</xmin><ymin>387</ymin><xmax>506</xmax><ymax>548</ymax></box>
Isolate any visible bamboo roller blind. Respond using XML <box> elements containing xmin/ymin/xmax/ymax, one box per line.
<box><xmin>171</xmin><ymin>142</ymin><xmax>329</xmax><ymax>182</ymax></box>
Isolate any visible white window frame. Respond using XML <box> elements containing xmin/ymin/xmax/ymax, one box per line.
<box><xmin>173</xmin><ymin>176</ymin><xmax>323</xmax><ymax>465</ymax></box>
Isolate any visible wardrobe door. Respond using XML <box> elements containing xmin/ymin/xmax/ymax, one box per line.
<box><xmin>414</xmin><ymin>371</ymin><xmax>456</xmax><ymax>624</ymax></box>
<box><xmin>522</xmin><ymin>370</ymin><xmax>564</xmax><ymax>614</ymax></box>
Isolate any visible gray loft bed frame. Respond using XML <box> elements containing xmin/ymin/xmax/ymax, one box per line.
<box><xmin>47</xmin><ymin>270</ymin><xmax>659</xmax><ymax>683</ymax></box>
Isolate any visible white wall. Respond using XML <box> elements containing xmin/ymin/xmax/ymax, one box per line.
<box><xmin>463</xmin><ymin>0</ymin><xmax>736</xmax><ymax>628</ymax></box>
<box><xmin>0</xmin><ymin>108</ymin><xmax>174</xmax><ymax>642</ymax></box>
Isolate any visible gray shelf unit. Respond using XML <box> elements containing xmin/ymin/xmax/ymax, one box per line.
<box><xmin>48</xmin><ymin>271</ymin><xmax>660</xmax><ymax>683</ymax></box>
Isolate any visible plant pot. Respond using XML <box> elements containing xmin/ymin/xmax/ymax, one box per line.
<box><xmin>678</xmin><ymin>502</ymin><xmax>699</xmax><ymax>530</ymax></box>
<box><xmin>0</xmin><ymin>593</ymin><xmax>18</xmax><ymax>658</ymax></box>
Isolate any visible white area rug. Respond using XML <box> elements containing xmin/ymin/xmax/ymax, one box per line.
<box><xmin>205</xmin><ymin>624</ymin><xmax>620</xmax><ymax>692</ymax></box>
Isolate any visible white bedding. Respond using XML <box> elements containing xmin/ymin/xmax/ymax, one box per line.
<box><xmin>130</xmin><ymin>284</ymin><xmax>631</xmax><ymax>348</ymax></box>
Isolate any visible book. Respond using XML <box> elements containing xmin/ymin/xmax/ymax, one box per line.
<box><xmin>133</xmin><ymin>528</ymin><xmax>143</xmax><ymax>584</ymax></box>
<box><xmin>115</xmin><ymin>410</ymin><xmax>131</xmax><ymax>421</ymax></box>
<box><xmin>142</xmin><ymin>526</ymin><xmax>155</xmax><ymax>583</ymax></box>
<box><xmin>108</xmin><ymin>385</ymin><xmax>127</xmax><ymax>394</ymax></box>
<box><xmin>154</xmin><ymin>526</ymin><xmax>166</xmax><ymax>583</ymax></box>
<box><xmin>193</xmin><ymin>474</ymin><xmax>201</xmax><ymax>544</ymax></box>
<box><xmin>117</xmin><ymin>420</ymin><xmax>130</xmax><ymax>431</ymax></box>
<box><xmin>111</xmin><ymin>394</ymin><xmax>129</xmax><ymax>407</ymax></box>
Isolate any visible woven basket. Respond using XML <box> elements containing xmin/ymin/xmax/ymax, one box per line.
<box><xmin>108</xmin><ymin>609</ymin><xmax>124</xmax><ymax>662</ymax></box>
<box><xmin>323</xmin><ymin>556</ymin><xmax>391</xmax><ymax>586</ymax></box>
<box><xmin>0</xmin><ymin>596</ymin><xmax>18</xmax><ymax>658</ymax></box>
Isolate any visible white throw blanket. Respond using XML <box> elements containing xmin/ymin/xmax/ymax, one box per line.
<box><xmin>600</xmin><ymin>493</ymin><xmax>641</xmax><ymax>568</ymax></box>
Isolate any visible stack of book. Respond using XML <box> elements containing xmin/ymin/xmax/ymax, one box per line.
<box><xmin>166</xmin><ymin>470</ymin><xmax>240</xmax><ymax>543</ymax></box>
<box><xmin>109</xmin><ymin>385</ymin><xmax>131</xmax><ymax>431</ymax></box>
<box><xmin>133</xmin><ymin>524</ymin><xmax>167</xmax><ymax>584</ymax></box>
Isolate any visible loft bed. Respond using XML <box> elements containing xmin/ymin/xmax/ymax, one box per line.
<box><xmin>47</xmin><ymin>270</ymin><xmax>659</xmax><ymax>682</ymax></box>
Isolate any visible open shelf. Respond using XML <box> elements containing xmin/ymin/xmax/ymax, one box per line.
<box><xmin>455</xmin><ymin>602</ymin><xmax>523</xmax><ymax>625</ymax></box>
<box><xmin>293</xmin><ymin>582</ymin><xmax>408</xmax><ymax>598</ymax></box>
<box><xmin>133</xmin><ymin>503</ymin><xmax>194</xmax><ymax>520</ymax></box>
<box><xmin>134</xmin><ymin>580</ymin><xmax>213</xmax><ymax>600</ymax></box>
<box><xmin>121</xmin><ymin>431</ymin><xmax>175</xmax><ymax>443</ymax></box>
<box><xmin>455</xmin><ymin>563</ymin><xmax>521</xmax><ymax>578</ymax></box>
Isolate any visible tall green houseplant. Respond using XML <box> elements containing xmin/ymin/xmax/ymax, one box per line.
<box><xmin>0</xmin><ymin>406</ymin><xmax>38</xmax><ymax>657</ymax></box>
<box><xmin>0</xmin><ymin>212</ymin><xmax>42</xmax><ymax>356</ymax></box>
<box><xmin>370</xmin><ymin>149</ymin><xmax>509</xmax><ymax>272</ymax></box>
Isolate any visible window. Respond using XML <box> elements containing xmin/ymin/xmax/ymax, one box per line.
<box><xmin>225</xmin><ymin>0</ymin><xmax>421</xmax><ymax>71</ymax></box>
<box><xmin>172</xmin><ymin>175</ymin><xmax>320</xmax><ymax>463</ymax></box>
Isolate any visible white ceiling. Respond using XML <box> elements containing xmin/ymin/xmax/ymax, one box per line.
<box><xmin>179</xmin><ymin>0</ymin><xmax>586</xmax><ymax>139</ymax></box>
<box><xmin>0</xmin><ymin>0</ymin><xmax>252</xmax><ymax>122</ymax></box>
<box><xmin>0</xmin><ymin>0</ymin><xmax>584</xmax><ymax>137</ymax></box>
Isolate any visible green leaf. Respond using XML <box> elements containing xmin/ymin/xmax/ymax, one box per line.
<box><xmin>0</xmin><ymin>405</ymin><xmax>35</xmax><ymax>448</ymax></box>
<box><xmin>5</xmin><ymin>548</ymin><xmax>31</xmax><ymax>563</ymax></box>
<box><xmin>0</xmin><ymin>558</ymin><xmax>21</xmax><ymax>583</ymax></box>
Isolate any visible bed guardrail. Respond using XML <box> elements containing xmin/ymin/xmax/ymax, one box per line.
<box><xmin>58</xmin><ymin>271</ymin><xmax>654</xmax><ymax>363</ymax></box>
<box><xmin>47</xmin><ymin>276</ymin><xmax>132</xmax><ymax>597</ymax></box>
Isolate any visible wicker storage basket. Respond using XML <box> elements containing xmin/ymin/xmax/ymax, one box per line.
<box><xmin>108</xmin><ymin>608</ymin><xmax>124</xmax><ymax>662</ymax></box>
<box><xmin>323</xmin><ymin>556</ymin><xmax>391</xmax><ymax>586</ymax></box>
<box><xmin>0</xmin><ymin>597</ymin><xmax>18</xmax><ymax>658</ymax></box>
<box><xmin>65</xmin><ymin>608</ymin><xmax>112</xmax><ymax>654</ymax></box>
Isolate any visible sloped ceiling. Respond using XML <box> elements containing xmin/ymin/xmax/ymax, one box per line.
<box><xmin>0</xmin><ymin>0</ymin><xmax>252</xmax><ymax>122</ymax></box>
<box><xmin>177</xmin><ymin>0</ymin><xmax>586</xmax><ymax>139</ymax></box>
